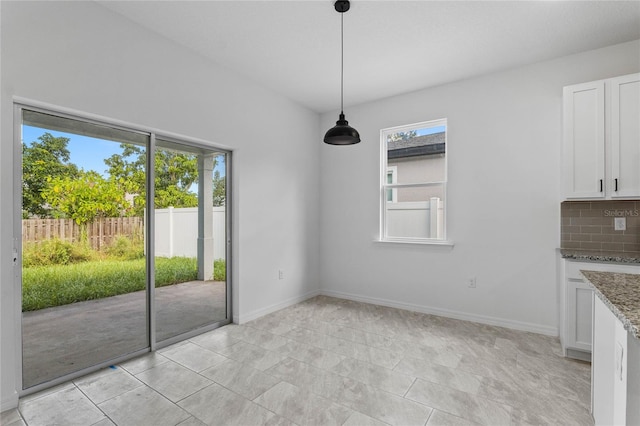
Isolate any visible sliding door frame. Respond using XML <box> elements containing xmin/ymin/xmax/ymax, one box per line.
<box><xmin>13</xmin><ymin>98</ymin><xmax>232</xmax><ymax>395</ymax></box>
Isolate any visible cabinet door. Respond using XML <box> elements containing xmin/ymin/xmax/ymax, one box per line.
<box><xmin>613</xmin><ymin>316</ymin><xmax>628</xmax><ymax>426</ymax></box>
<box><xmin>566</xmin><ymin>278</ymin><xmax>593</xmax><ymax>351</ymax></box>
<box><xmin>593</xmin><ymin>295</ymin><xmax>616</xmax><ymax>425</ymax></box>
<box><xmin>563</xmin><ymin>81</ymin><xmax>605</xmax><ymax>199</ymax></box>
<box><xmin>626</xmin><ymin>335</ymin><xmax>640</xmax><ymax>424</ymax></box>
<box><xmin>610</xmin><ymin>73</ymin><xmax>640</xmax><ymax>198</ymax></box>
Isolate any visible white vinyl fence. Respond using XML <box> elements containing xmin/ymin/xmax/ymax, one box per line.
<box><xmin>154</xmin><ymin>207</ymin><xmax>226</xmax><ymax>260</ymax></box>
<box><xmin>386</xmin><ymin>197</ymin><xmax>443</xmax><ymax>239</ymax></box>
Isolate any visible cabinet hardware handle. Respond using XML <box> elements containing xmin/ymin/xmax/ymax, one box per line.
<box><xmin>615</xmin><ymin>178</ymin><xmax>618</xmax><ymax>192</ymax></box>
<box><xmin>600</xmin><ymin>179</ymin><xmax>603</xmax><ymax>192</ymax></box>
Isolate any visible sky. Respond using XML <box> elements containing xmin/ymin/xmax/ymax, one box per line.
<box><xmin>416</xmin><ymin>125</ymin><xmax>446</xmax><ymax>136</ymax></box>
<box><xmin>22</xmin><ymin>125</ymin><xmax>226</xmax><ymax>178</ymax></box>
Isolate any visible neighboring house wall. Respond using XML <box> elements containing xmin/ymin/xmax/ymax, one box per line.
<box><xmin>320</xmin><ymin>39</ymin><xmax>640</xmax><ymax>338</ymax></box>
<box><xmin>0</xmin><ymin>1</ymin><xmax>320</xmax><ymax>410</ymax></box>
<box><xmin>389</xmin><ymin>154</ymin><xmax>445</xmax><ymax>202</ymax></box>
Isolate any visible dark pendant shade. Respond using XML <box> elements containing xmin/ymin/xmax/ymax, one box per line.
<box><xmin>324</xmin><ymin>112</ymin><xmax>361</xmax><ymax>145</ymax></box>
<box><xmin>324</xmin><ymin>0</ymin><xmax>360</xmax><ymax>146</ymax></box>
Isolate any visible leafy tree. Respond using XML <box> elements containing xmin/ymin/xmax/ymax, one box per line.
<box><xmin>104</xmin><ymin>144</ymin><xmax>146</xmax><ymax>196</ymax></box>
<box><xmin>42</xmin><ymin>171</ymin><xmax>128</xmax><ymax>234</ymax></box>
<box><xmin>154</xmin><ymin>149</ymin><xmax>199</xmax><ymax>198</ymax></box>
<box><xmin>155</xmin><ymin>185</ymin><xmax>198</xmax><ymax>209</ymax></box>
<box><xmin>387</xmin><ymin>130</ymin><xmax>418</xmax><ymax>143</ymax></box>
<box><xmin>105</xmin><ymin>145</ymin><xmax>203</xmax><ymax>214</ymax></box>
<box><xmin>212</xmin><ymin>170</ymin><xmax>226</xmax><ymax>207</ymax></box>
<box><xmin>22</xmin><ymin>133</ymin><xmax>80</xmax><ymax>218</ymax></box>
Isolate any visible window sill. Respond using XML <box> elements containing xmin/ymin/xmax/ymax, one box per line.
<box><xmin>374</xmin><ymin>238</ymin><xmax>455</xmax><ymax>247</ymax></box>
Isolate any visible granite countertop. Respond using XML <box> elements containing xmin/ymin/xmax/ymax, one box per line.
<box><xmin>581</xmin><ymin>270</ymin><xmax>640</xmax><ymax>339</ymax></box>
<box><xmin>560</xmin><ymin>248</ymin><xmax>640</xmax><ymax>264</ymax></box>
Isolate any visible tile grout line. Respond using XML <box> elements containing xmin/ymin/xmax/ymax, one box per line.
<box><xmin>249</xmin><ymin>380</ymin><xmax>316</xmax><ymax>425</ymax></box>
<box><xmin>263</xmin><ymin>356</ymin><xmax>392</xmax><ymax>423</ymax></box>
<box><xmin>422</xmin><ymin>407</ymin><xmax>433</xmax><ymax>426</ymax></box>
<box><xmin>71</xmin><ymin>381</ymin><xmax>116</xmax><ymax>426</ymax></box>
<box><xmin>403</xmin><ymin>377</ymin><xmax>418</xmax><ymax>399</ymax></box>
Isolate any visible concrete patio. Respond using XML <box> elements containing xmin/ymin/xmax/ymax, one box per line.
<box><xmin>22</xmin><ymin>280</ymin><xmax>227</xmax><ymax>389</ymax></box>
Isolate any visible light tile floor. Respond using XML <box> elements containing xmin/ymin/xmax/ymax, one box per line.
<box><xmin>2</xmin><ymin>296</ymin><xmax>593</xmax><ymax>426</ymax></box>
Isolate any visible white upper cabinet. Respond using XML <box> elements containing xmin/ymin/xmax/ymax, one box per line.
<box><xmin>610</xmin><ymin>74</ymin><xmax>640</xmax><ymax>198</ymax></box>
<box><xmin>563</xmin><ymin>81</ymin><xmax>605</xmax><ymax>199</ymax></box>
<box><xmin>563</xmin><ymin>73</ymin><xmax>640</xmax><ymax>200</ymax></box>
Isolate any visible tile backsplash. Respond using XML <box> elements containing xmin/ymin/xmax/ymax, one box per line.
<box><xmin>561</xmin><ymin>200</ymin><xmax>640</xmax><ymax>252</ymax></box>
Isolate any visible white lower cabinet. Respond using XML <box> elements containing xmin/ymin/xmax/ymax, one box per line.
<box><xmin>592</xmin><ymin>295</ymin><xmax>640</xmax><ymax>425</ymax></box>
<box><xmin>567</xmin><ymin>277</ymin><xmax>594</xmax><ymax>353</ymax></box>
<box><xmin>561</xmin><ymin>260</ymin><xmax>639</xmax><ymax>359</ymax></box>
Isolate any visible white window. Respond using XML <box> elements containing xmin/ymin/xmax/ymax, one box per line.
<box><xmin>380</xmin><ymin>119</ymin><xmax>447</xmax><ymax>243</ymax></box>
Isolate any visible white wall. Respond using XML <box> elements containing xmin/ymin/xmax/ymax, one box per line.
<box><xmin>0</xmin><ymin>1</ymin><xmax>320</xmax><ymax>409</ymax></box>
<box><xmin>320</xmin><ymin>40</ymin><xmax>640</xmax><ymax>335</ymax></box>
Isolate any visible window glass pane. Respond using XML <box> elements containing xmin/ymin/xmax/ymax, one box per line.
<box><xmin>154</xmin><ymin>140</ymin><xmax>228</xmax><ymax>342</ymax></box>
<box><xmin>21</xmin><ymin>111</ymin><xmax>148</xmax><ymax>388</ymax></box>
<box><xmin>395</xmin><ymin>185</ymin><xmax>444</xmax><ymax>203</ymax></box>
<box><xmin>385</xmin><ymin>184</ymin><xmax>445</xmax><ymax>239</ymax></box>
<box><xmin>386</xmin><ymin>170</ymin><xmax>395</xmax><ymax>202</ymax></box>
<box><xmin>386</xmin><ymin>126</ymin><xmax>445</xmax><ymax>184</ymax></box>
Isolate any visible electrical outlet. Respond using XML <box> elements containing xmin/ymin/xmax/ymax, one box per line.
<box><xmin>278</xmin><ymin>269</ymin><xmax>284</xmax><ymax>280</ymax></box>
<box><xmin>614</xmin><ymin>217</ymin><xmax>626</xmax><ymax>231</ymax></box>
<box><xmin>468</xmin><ymin>277</ymin><xmax>476</xmax><ymax>288</ymax></box>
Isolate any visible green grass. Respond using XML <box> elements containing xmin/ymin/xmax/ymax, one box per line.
<box><xmin>22</xmin><ymin>257</ymin><xmax>226</xmax><ymax>312</ymax></box>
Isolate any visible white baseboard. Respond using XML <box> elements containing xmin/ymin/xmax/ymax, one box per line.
<box><xmin>320</xmin><ymin>289</ymin><xmax>558</xmax><ymax>337</ymax></box>
<box><xmin>234</xmin><ymin>289</ymin><xmax>320</xmax><ymax>324</ymax></box>
<box><xmin>1</xmin><ymin>391</ymin><xmax>19</xmax><ymax>412</ymax></box>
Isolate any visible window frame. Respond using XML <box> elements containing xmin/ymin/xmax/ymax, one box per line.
<box><xmin>386</xmin><ymin>165</ymin><xmax>398</xmax><ymax>203</ymax></box>
<box><xmin>379</xmin><ymin>118</ymin><xmax>450</xmax><ymax>245</ymax></box>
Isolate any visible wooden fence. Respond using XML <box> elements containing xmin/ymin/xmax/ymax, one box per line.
<box><xmin>22</xmin><ymin>217</ymin><xmax>144</xmax><ymax>250</ymax></box>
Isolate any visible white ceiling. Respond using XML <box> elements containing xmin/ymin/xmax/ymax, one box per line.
<box><xmin>98</xmin><ymin>1</ymin><xmax>640</xmax><ymax>113</ymax></box>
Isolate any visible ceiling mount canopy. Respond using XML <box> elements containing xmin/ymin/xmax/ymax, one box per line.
<box><xmin>324</xmin><ymin>0</ymin><xmax>361</xmax><ymax>146</ymax></box>
<box><xmin>334</xmin><ymin>0</ymin><xmax>350</xmax><ymax>13</ymax></box>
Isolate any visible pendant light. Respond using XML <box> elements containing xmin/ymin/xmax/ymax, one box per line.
<box><xmin>324</xmin><ymin>0</ymin><xmax>361</xmax><ymax>145</ymax></box>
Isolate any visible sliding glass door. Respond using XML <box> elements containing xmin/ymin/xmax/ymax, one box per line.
<box><xmin>17</xmin><ymin>105</ymin><xmax>230</xmax><ymax>391</ymax></box>
<box><xmin>154</xmin><ymin>140</ymin><xmax>228</xmax><ymax>343</ymax></box>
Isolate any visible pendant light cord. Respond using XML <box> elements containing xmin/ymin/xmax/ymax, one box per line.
<box><xmin>340</xmin><ymin>10</ymin><xmax>344</xmax><ymax>114</ymax></box>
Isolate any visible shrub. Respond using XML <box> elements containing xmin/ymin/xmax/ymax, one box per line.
<box><xmin>213</xmin><ymin>259</ymin><xmax>226</xmax><ymax>281</ymax></box>
<box><xmin>23</xmin><ymin>240</ymin><xmax>70</xmax><ymax>267</ymax></box>
<box><xmin>69</xmin><ymin>241</ymin><xmax>100</xmax><ymax>263</ymax></box>
<box><xmin>22</xmin><ymin>239</ymin><xmax>97</xmax><ymax>267</ymax></box>
<box><xmin>104</xmin><ymin>235</ymin><xmax>144</xmax><ymax>260</ymax></box>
